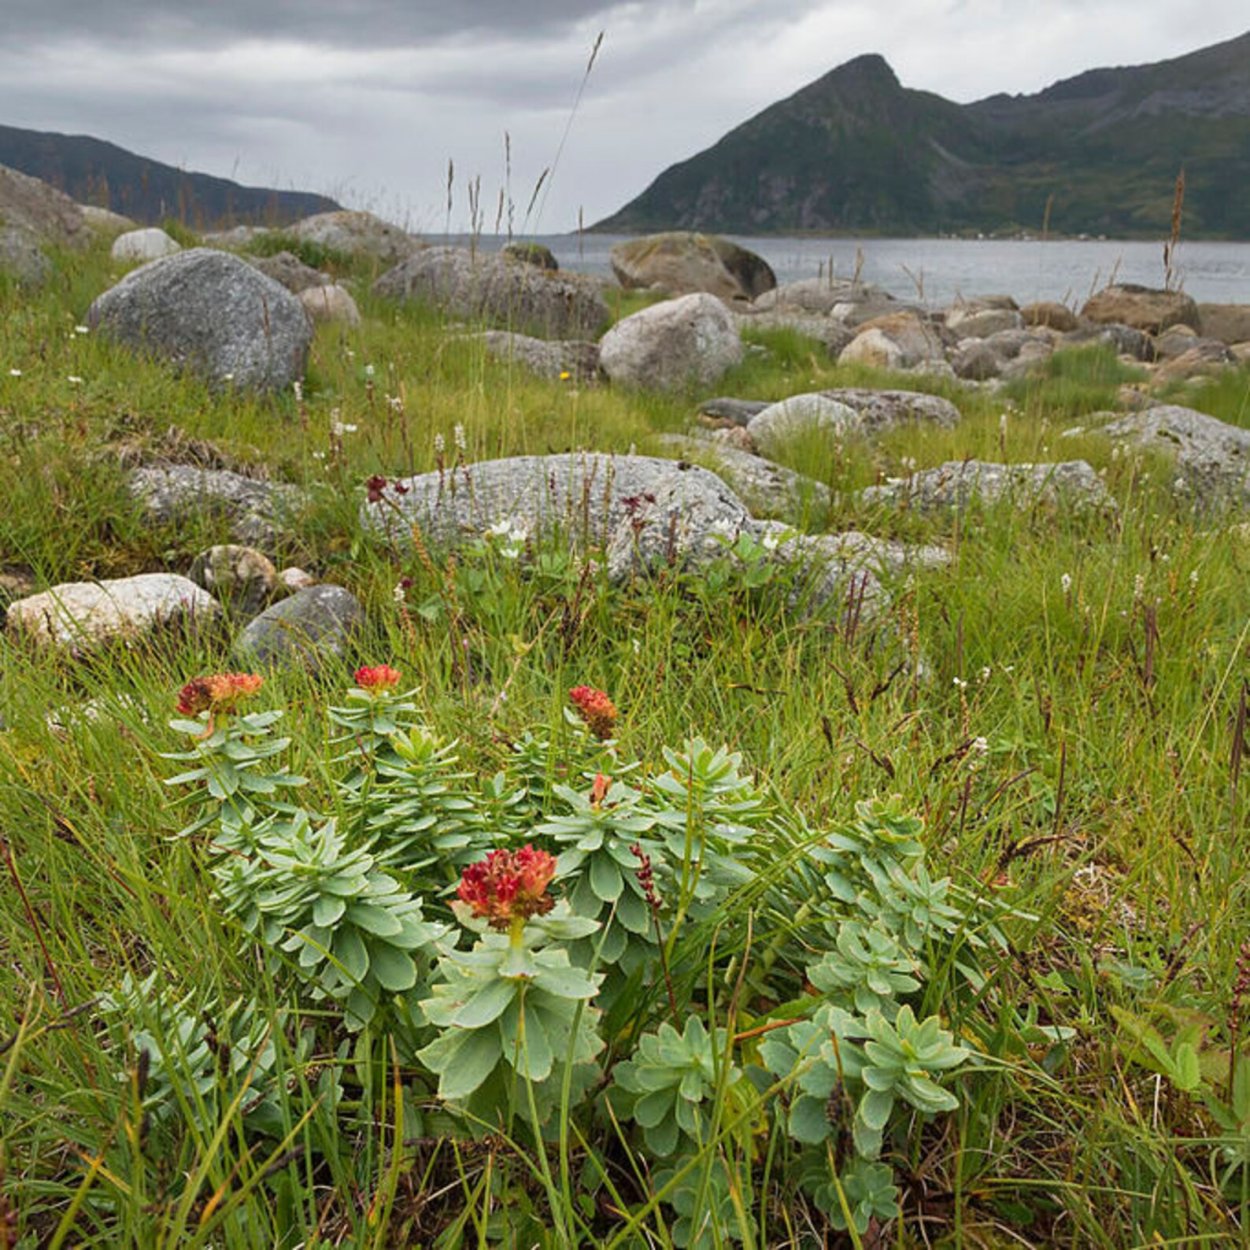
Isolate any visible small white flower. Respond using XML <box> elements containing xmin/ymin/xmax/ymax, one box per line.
<box><xmin>8</xmin><ymin>368</ymin><xmax>20</xmax><ymax>377</ymax></box>
<box><xmin>970</xmin><ymin>736</ymin><xmax>989</xmax><ymax>755</ymax></box>
<box><xmin>331</xmin><ymin>421</ymin><xmax>358</xmax><ymax>436</ymax></box>
<box><xmin>1134</xmin><ymin>573</ymin><xmax>1146</xmax><ymax>599</ymax></box>
<box><xmin>979</xmin><ymin>666</ymin><xmax>991</xmax><ymax>683</ymax></box>
<box><xmin>1173</xmin><ymin>477</ymin><xmax>1187</xmax><ymax>494</ymax></box>
<box><xmin>1189</xmin><ymin>569</ymin><xmax>1199</xmax><ymax>587</ymax></box>
<box><xmin>387</xmin><ymin>395</ymin><xmax>403</xmax><ymax>413</ymax></box>
<box><xmin>761</xmin><ymin>531</ymin><xmax>781</xmax><ymax>551</ymax></box>
<box><xmin>454</xmin><ymin>423</ymin><xmax>467</xmax><ymax>452</ymax></box>
<box><xmin>74</xmin><ymin>324</ymin><xmax>89</xmax><ymax>334</ymax></box>
<box><xmin>66</xmin><ymin>375</ymin><xmax>83</xmax><ymax>385</ymax></box>
<box><xmin>311</xmin><ymin>450</ymin><xmax>326</xmax><ymax>460</ymax></box>
<box><xmin>953</xmin><ymin>677</ymin><xmax>968</xmax><ymax>690</ymax></box>
<box><xmin>1061</xmin><ymin>572</ymin><xmax>1072</xmax><ymax>595</ymax></box>
<box><xmin>364</xmin><ymin>363</ymin><xmax>375</xmax><ymax>378</ymax></box>
<box><xmin>999</xmin><ymin>412</ymin><xmax>1008</xmax><ymax>437</ymax></box>
<box><xmin>392</xmin><ymin>582</ymin><xmax>406</xmax><ymax>603</ymax></box>
<box><xmin>292</xmin><ymin>380</ymin><xmax>303</xmax><ymax>403</ymax></box>
<box><xmin>631</xmin><ymin>637</ymin><xmax>642</xmax><ymax>655</ymax></box>
<box><xmin>221</xmin><ymin>372</ymin><xmax>234</xmax><ymax>382</ymax></box>
<box><xmin>434</xmin><ymin>433</ymin><xmax>446</xmax><ymax>455</ymax></box>
<box><xmin>709</xmin><ymin>518</ymin><xmax>738</xmax><ymax>541</ymax></box>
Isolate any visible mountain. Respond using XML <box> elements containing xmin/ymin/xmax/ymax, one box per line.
<box><xmin>594</xmin><ymin>32</ymin><xmax>1250</xmax><ymax>239</ymax></box>
<box><xmin>0</xmin><ymin>124</ymin><xmax>340</xmax><ymax>229</ymax></box>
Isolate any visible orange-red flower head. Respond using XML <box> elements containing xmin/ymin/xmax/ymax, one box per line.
<box><xmin>355</xmin><ymin>664</ymin><xmax>403</xmax><ymax>692</ymax></box>
<box><xmin>569</xmin><ymin>685</ymin><xmax>617</xmax><ymax>740</ymax></box>
<box><xmin>590</xmin><ymin>772</ymin><xmax>611</xmax><ymax>808</ymax></box>
<box><xmin>457</xmin><ymin>845</ymin><xmax>557</xmax><ymax>930</ymax></box>
<box><xmin>176</xmin><ymin>672</ymin><xmax>263</xmax><ymax>717</ymax></box>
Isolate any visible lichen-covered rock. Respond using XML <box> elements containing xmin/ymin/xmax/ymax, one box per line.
<box><xmin>818</xmin><ymin>388</ymin><xmax>961</xmax><ymax>434</ymax></box>
<box><xmin>1100</xmin><ymin>405</ymin><xmax>1250</xmax><ymax>501</ymax></box>
<box><xmin>245</xmin><ymin>250</ymin><xmax>330</xmax><ymax>293</ymax></box>
<box><xmin>111</xmin><ymin>227</ymin><xmax>181</xmax><ymax>262</ymax></box>
<box><xmin>598</xmin><ymin>293</ymin><xmax>743</xmax><ymax>391</ymax></box>
<box><xmin>860</xmin><ymin>460</ymin><xmax>1114</xmax><ymax>513</ymax></box>
<box><xmin>374</xmin><ymin>246</ymin><xmax>607</xmax><ymax>339</ymax></box>
<box><xmin>610</xmin><ymin>232</ymin><xmax>775</xmax><ymax>303</ymax></box>
<box><xmin>288</xmin><ymin>210</ymin><xmax>419</xmax><ymax>265</ymax></box>
<box><xmin>188</xmin><ymin>545</ymin><xmax>279</xmax><ymax>615</ymax></box>
<box><xmin>1197</xmin><ymin>303</ymin><xmax>1250</xmax><ymax>346</ymax></box>
<box><xmin>233</xmin><ymin>585</ymin><xmax>364</xmax><ymax>672</ymax></box>
<box><xmin>472</xmin><ymin>330</ymin><xmax>599</xmax><ymax>381</ymax></box>
<box><xmin>6</xmin><ymin>573</ymin><xmax>220</xmax><ymax>650</ymax></box>
<box><xmin>87</xmin><ymin>249</ymin><xmax>313</xmax><ymax>391</ymax></box>
<box><xmin>732</xmin><ymin>308</ymin><xmax>856</xmax><ymax>356</ymax></box>
<box><xmin>946</xmin><ymin>306</ymin><xmax>1023</xmax><ymax>338</ymax></box>
<box><xmin>753</xmin><ymin>278</ymin><xmax>890</xmax><ymax>316</ymax></box>
<box><xmin>747</xmin><ymin>394</ymin><xmax>861</xmax><ymax>457</ymax></box>
<box><xmin>1020</xmin><ymin>301</ymin><xmax>1079</xmax><ymax>332</ymax></box>
<box><xmin>128</xmin><ymin>465</ymin><xmax>302</xmax><ymax>546</ymax></box>
<box><xmin>502</xmin><ymin>241</ymin><xmax>558</xmax><ymax>270</ymax></box>
<box><xmin>298</xmin><ymin>283</ymin><xmax>361</xmax><ymax>326</ymax></box>
<box><xmin>838</xmin><ymin>311</ymin><xmax>948</xmax><ymax>370</ymax></box>
<box><xmin>361</xmin><ymin>453</ymin><xmax>739</xmax><ymax>549</ymax></box>
<box><xmin>1081</xmin><ymin>284</ymin><xmax>1199</xmax><ymax>334</ymax></box>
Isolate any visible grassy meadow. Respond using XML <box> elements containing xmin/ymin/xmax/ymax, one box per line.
<box><xmin>2</xmin><ymin>237</ymin><xmax>1250</xmax><ymax>1248</ymax></box>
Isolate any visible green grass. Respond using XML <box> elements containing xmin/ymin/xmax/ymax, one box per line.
<box><xmin>3</xmin><ymin>239</ymin><xmax>1250</xmax><ymax>1247</ymax></box>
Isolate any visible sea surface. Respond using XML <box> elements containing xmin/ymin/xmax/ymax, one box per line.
<box><xmin>447</xmin><ymin>233</ymin><xmax>1250</xmax><ymax>307</ymax></box>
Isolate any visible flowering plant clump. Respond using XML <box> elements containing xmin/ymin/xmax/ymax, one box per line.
<box><xmin>456</xmin><ymin>844</ymin><xmax>557</xmax><ymax>930</ymax></box>
<box><xmin>176</xmin><ymin>672</ymin><xmax>263</xmax><ymax>718</ymax></box>
<box><xmin>354</xmin><ymin>663</ymin><xmax>403</xmax><ymax>692</ymax></box>
<box><xmin>568</xmin><ymin>684</ymin><xmax>618</xmax><ymax>740</ymax></box>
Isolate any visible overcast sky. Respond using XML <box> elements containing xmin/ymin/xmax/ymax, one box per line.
<box><xmin>1</xmin><ymin>1</ymin><xmax>1246</xmax><ymax>233</ymax></box>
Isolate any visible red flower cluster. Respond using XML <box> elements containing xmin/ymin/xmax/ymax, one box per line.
<box><xmin>176</xmin><ymin>672</ymin><xmax>263</xmax><ymax>717</ymax></box>
<box><xmin>457</xmin><ymin>845</ymin><xmax>557</xmax><ymax>930</ymax></box>
<box><xmin>355</xmin><ymin>664</ymin><xmax>403</xmax><ymax>692</ymax></box>
<box><xmin>569</xmin><ymin>685</ymin><xmax>618</xmax><ymax>740</ymax></box>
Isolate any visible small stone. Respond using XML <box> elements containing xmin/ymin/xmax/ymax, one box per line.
<box><xmin>188</xmin><ymin>545</ymin><xmax>279</xmax><ymax>615</ymax></box>
<box><xmin>278</xmin><ymin>567</ymin><xmax>317</xmax><ymax>591</ymax></box>
<box><xmin>110</xmin><ymin>227</ymin><xmax>182</xmax><ymax>262</ymax></box>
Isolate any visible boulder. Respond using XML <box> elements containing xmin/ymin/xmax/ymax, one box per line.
<box><xmin>0</xmin><ymin>164</ymin><xmax>92</xmax><ymax>251</ymax></box>
<box><xmin>834</xmin><ymin>294</ymin><xmax>921</xmax><ymax>327</ymax></box>
<box><xmin>6</xmin><ymin>573</ymin><xmax>220</xmax><ymax>650</ymax></box>
<box><xmin>732</xmin><ymin>308</ymin><xmax>856</xmax><ymax>356</ymax></box>
<box><xmin>1151</xmin><ymin>342</ymin><xmax>1235</xmax><ymax>385</ymax></box>
<box><xmin>288</xmin><ymin>210</ymin><xmax>419</xmax><ymax>265</ymax></box>
<box><xmin>87</xmin><ymin>249</ymin><xmax>313</xmax><ymax>391</ymax></box>
<box><xmin>502</xmin><ymin>241</ymin><xmax>558</xmax><ymax>270</ymax></box>
<box><xmin>860</xmin><ymin>460</ymin><xmax>1114</xmax><ymax>514</ymax></box>
<box><xmin>128</xmin><ymin>465</ymin><xmax>302</xmax><ymax>546</ymax></box>
<box><xmin>754</xmin><ymin>278</ymin><xmax>891</xmax><ymax>316</ymax></box>
<box><xmin>1080</xmin><ymin>284</ymin><xmax>1199</xmax><ymax>334</ymax></box>
<box><xmin>0</xmin><ymin>226</ymin><xmax>50</xmax><ymax>285</ymax></box>
<box><xmin>946</xmin><ymin>306</ymin><xmax>1024</xmax><ymax>338</ymax></box>
<box><xmin>298</xmin><ymin>283</ymin><xmax>361</xmax><ymax>326</ymax></box>
<box><xmin>818</xmin><ymin>388</ymin><xmax>961</xmax><ymax>435</ymax></box>
<box><xmin>998</xmin><ymin>340</ymin><xmax>1054</xmax><ymax>380</ymax></box>
<box><xmin>1152</xmin><ymin>325</ymin><xmax>1198</xmax><ymax>360</ymax></box>
<box><xmin>838</xmin><ymin>311</ymin><xmax>948</xmax><ymax>370</ymax></box>
<box><xmin>188</xmin><ymin>544</ymin><xmax>279</xmax><ymax>615</ymax></box>
<box><xmin>610</xmin><ymin>232</ymin><xmax>775</xmax><ymax>303</ymax></box>
<box><xmin>1021</xmin><ymin>301</ymin><xmax>1079</xmax><ymax>332</ymax></box>
<box><xmin>951</xmin><ymin>341</ymin><xmax>1002</xmax><ymax>380</ymax></box>
<box><xmin>1100</xmin><ymin>404</ymin><xmax>1250</xmax><ymax>501</ymax></box>
<box><xmin>697</xmin><ymin>397</ymin><xmax>770</xmax><ymax>428</ymax></box>
<box><xmin>598</xmin><ymin>293</ymin><xmax>743</xmax><ymax>391</ymax></box>
<box><xmin>1065</xmin><ymin>323</ymin><xmax>1155</xmax><ymax>362</ymax></box>
<box><xmin>233</xmin><ymin>585</ymin><xmax>364</xmax><ymax>672</ymax></box>
<box><xmin>111</xmin><ymin>227</ymin><xmax>182</xmax><ymax>262</ymax></box>
<box><xmin>655</xmin><ymin>435</ymin><xmax>832</xmax><ymax>517</ymax></box>
<box><xmin>746</xmin><ymin>394</ymin><xmax>861</xmax><ymax>457</ymax></box>
<box><xmin>80</xmin><ymin>205</ymin><xmax>136</xmax><ymax>236</ymax></box>
<box><xmin>1197</xmin><ymin>303</ymin><xmax>1250</xmax><ymax>346</ymax></box>
<box><xmin>245</xmin><ymin>250</ymin><xmax>330</xmax><ymax>293</ymax></box>
<box><xmin>473</xmin><ymin>330</ymin><xmax>599</xmax><ymax>381</ymax></box>
<box><xmin>374</xmin><ymin>246</ymin><xmax>608</xmax><ymax>339</ymax></box>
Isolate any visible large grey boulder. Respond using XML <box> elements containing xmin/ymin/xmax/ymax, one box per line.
<box><xmin>233</xmin><ymin>585</ymin><xmax>364</xmax><ymax>672</ymax></box>
<box><xmin>599</xmin><ymin>293</ymin><xmax>743</xmax><ymax>391</ymax></box>
<box><xmin>288</xmin><ymin>210</ymin><xmax>419</xmax><ymax>266</ymax></box>
<box><xmin>361</xmin><ymin>453</ymin><xmax>738</xmax><ymax>549</ymax></box>
<box><xmin>80</xmin><ymin>205</ymin><xmax>136</xmax><ymax>236</ymax></box>
<box><xmin>6</xmin><ymin>573</ymin><xmax>220</xmax><ymax>650</ymax></box>
<box><xmin>128</xmin><ymin>465</ymin><xmax>302</xmax><ymax>546</ymax></box>
<box><xmin>860</xmin><ymin>460</ymin><xmax>1113</xmax><ymax>514</ymax></box>
<box><xmin>1080</xmin><ymin>284</ymin><xmax>1198</xmax><ymax>334</ymax></box>
<box><xmin>298</xmin><ymin>283</ymin><xmax>361</xmax><ymax>326</ymax></box>
<box><xmin>819</xmin><ymin>388</ymin><xmax>961</xmax><ymax>434</ymax></box>
<box><xmin>1100</xmin><ymin>405</ymin><xmax>1250</xmax><ymax>502</ymax></box>
<box><xmin>946</xmin><ymin>306</ymin><xmax>1024</xmax><ymax>338</ymax></box>
<box><xmin>374</xmin><ymin>246</ymin><xmax>607</xmax><ymax>339</ymax></box>
<box><xmin>87</xmin><ymin>249</ymin><xmax>312</xmax><ymax>391</ymax></box>
<box><xmin>472</xmin><ymin>330</ymin><xmax>600</xmax><ymax>381</ymax></box>
<box><xmin>610</xmin><ymin>232</ymin><xmax>775</xmax><ymax>303</ymax></box>
<box><xmin>747</xmin><ymin>394</ymin><xmax>861</xmax><ymax>458</ymax></box>
<box><xmin>654</xmin><ymin>435</ymin><xmax>832</xmax><ymax>518</ymax></box>
<box><xmin>0</xmin><ymin>163</ymin><xmax>92</xmax><ymax>283</ymax></box>
<box><xmin>111</xmin><ymin>227</ymin><xmax>181</xmax><ymax>262</ymax></box>
<box><xmin>1197</xmin><ymin>303</ymin><xmax>1250</xmax><ymax>346</ymax></box>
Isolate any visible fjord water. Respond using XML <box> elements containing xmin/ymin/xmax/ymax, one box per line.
<box><xmin>459</xmin><ymin>234</ymin><xmax>1250</xmax><ymax>305</ymax></box>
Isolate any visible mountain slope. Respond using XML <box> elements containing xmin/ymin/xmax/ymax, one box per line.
<box><xmin>0</xmin><ymin>124</ymin><xmax>339</xmax><ymax>229</ymax></box>
<box><xmin>595</xmin><ymin>32</ymin><xmax>1250</xmax><ymax>238</ymax></box>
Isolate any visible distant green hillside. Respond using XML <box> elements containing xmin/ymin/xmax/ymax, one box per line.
<box><xmin>595</xmin><ymin>32</ymin><xmax>1250</xmax><ymax>238</ymax></box>
<box><xmin>0</xmin><ymin>123</ymin><xmax>340</xmax><ymax>228</ymax></box>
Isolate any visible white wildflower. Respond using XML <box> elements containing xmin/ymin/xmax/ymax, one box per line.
<box><xmin>434</xmin><ymin>432</ymin><xmax>446</xmax><ymax>455</ymax></box>
<box><xmin>631</xmin><ymin>637</ymin><xmax>642</xmax><ymax>655</ymax></box>
<box><xmin>364</xmin><ymin>363</ymin><xmax>375</xmax><ymax>378</ymax></box>
<box><xmin>952</xmin><ymin>677</ymin><xmax>968</xmax><ymax>690</ymax></box>
<box><xmin>979</xmin><ymin>666</ymin><xmax>991</xmax><ymax>683</ymax></box>
<box><xmin>311</xmin><ymin>450</ymin><xmax>326</xmax><ymax>461</ymax></box>
<box><xmin>392</xmin><ymin>582</ymin><xmax>407</xmax><ymax>603</ymax></box>
<box><xmin>453</xmin><ymin>423</ymin><xmax>467</xmax><ymax>452</ymax></box>
<box><xmin>1133</xmin><ymin>573</ymin><xmax>1146</xmax><ymax>600</ymax></box>
<box><xmin>1061</xmin><ymin>572</ymin><xmax>1072</xmax><ymax>595</ymax></box>
<box><xmin>330</xmin><ymin>420</ymin><xmax>358</xmax><ymax>436</ymax></box>
<box><xmin>292</xmin><ymin>380</ymin><xmax>303</xmax><ymax>403</ymax></box>
<box><xmin>1189</xmin><ymin>569</ymin><xmax>1199</xmax><ymax>588</ymax></box>
<box><xmin>970</xmin><ymin>736</ymin><xmax>989</xmax><ymax>756</ymax></box>
<box><xmin>66</xmin><ymin>375</ymin><xmax>83</xmax><ymax>385</ymax></box>
<box><xmin>1173</xmin><ymin>477</ymin><xmax>1187</xmax><ymax>494</ymax></box>
<box><xmin>8</xmin><ymin>368</ymin><xmax>20</xmax><ymax>377</ymax></box>
<box><xmin>74</xmin><ymin>324</ymin><xmax>89</xmax><ymax>334</ymax></box>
